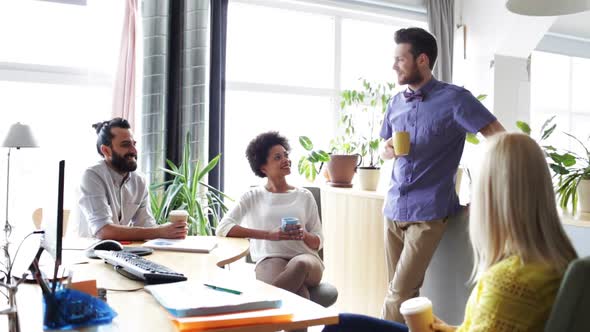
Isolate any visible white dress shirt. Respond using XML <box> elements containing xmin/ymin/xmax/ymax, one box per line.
<box><xmin>78</xmin><ymin>160</ymin><xmax>156</xmax><ymax>237</ymax></box>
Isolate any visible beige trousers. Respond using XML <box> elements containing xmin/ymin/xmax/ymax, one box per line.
<box><xmin>255</xmin><ymin>253</ymin><xmax>323</xmax><ymax>300</ymax></box>
<box><xmin>381</xmin><ymin>217</ymin><xmax>448</xmax><ymax>323</ymax></box>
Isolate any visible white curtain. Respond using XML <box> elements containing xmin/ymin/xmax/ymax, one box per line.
<box><xmin>112</xmin><ymin>0</ymin><xmax>138</xmax><ymax>129</ymax></box>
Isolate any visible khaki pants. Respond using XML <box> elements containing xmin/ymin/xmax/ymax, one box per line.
<box><xmin>255</xmin><ymin>254</ymin><xmax>323</xmax><ymax>300</ymax></box>
<box><xmin>381</xmin><ymin>217</ymin><xmax>448</xmax><ymax>323</ymax></box>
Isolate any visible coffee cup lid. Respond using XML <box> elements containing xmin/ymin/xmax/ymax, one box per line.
<box><xmin>169</xmin><ymin>210</ymin><xmax>189</xmax><ymax>216</ymax></box>
<box><xmin>281</xmin><ymin>217</ymin><xmax>299</xmax><ymax>223</ymax></box>
<box><xmin>399</xmin><ymin>297</ymin><xmax>432</xmax><ymax>315</ymax></box>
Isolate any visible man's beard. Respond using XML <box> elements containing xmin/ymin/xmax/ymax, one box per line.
<box><xmin>111</xmin><ymin>150</ymin><xmax>137</xmax><ymax>173</ymax></box>
<box><xmin>398</xmin><ymin>64</ymin><xmax>424</xmax><ymax>86</ymax></box>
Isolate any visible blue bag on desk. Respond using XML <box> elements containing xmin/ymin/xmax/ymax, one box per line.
<box><xmin>43</xmin><ymin>288</ymin><xmax>117</xmax><ymax>330</ymax></box>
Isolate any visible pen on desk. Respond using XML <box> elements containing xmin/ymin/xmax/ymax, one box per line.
<box><xmin>204</xmin><ymin>283</ymin><xmax>242</xmax><ymax>295</ymax></box>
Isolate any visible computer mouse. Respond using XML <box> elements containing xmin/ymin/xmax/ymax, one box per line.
<box><xmin>86</xmin><ymin>240</ymin><xmax>124</xmax><ymax>259</ymax></box>
<box><xmin>92</xmin><ymin>239</ymin><xmax>125</xmax><ymax>251</ymax></box>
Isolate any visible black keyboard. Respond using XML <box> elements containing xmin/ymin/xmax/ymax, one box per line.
<box><xmin>95</xmin><ymin>250</ymin><xmax>187</xmax><ymax>284</ymax></box>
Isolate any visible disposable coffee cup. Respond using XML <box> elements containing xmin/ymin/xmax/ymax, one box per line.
<box><xmin>400</xmin><ymin>297</ymin><xmax>434</xmax><ymax>332</ymax></box>
<box><xmin>393</xmin><ymin>131</ymin><xmax>411</xmax><ymax>156</ymax></box>
<box><xmin>169</xmin><ymin>210</ymin><xmax>189</xmax><ymax>224</ymax></box>
<box><xmin>281</xmin><ymin>217</ymin><xmax>299</xmax><ymax>232</ymax></box>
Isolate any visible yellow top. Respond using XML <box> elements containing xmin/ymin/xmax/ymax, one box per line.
<box><xmin>457</xmin><ymin>256</ymin><xmax>561</xmax><ymax>332</ymax></box>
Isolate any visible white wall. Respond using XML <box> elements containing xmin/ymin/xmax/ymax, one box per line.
<box><xmin>493</xmin><ymin>55</ymin><xmax>531</xmax><ymax>131</ymax></box>
<box><xmin>454</xmin><ymin>0</ymin><xmax>555</xmax><ymax>127</ymax></box>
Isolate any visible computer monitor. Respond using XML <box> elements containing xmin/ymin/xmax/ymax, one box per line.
<box><xmin>37</xmin><ymin>160</ymin><xmax>65</xmax><ymax>289</ymax></box>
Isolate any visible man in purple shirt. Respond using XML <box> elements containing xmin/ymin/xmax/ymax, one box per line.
<box><xmin>379</xmin><ymin>27</ymin><xmax>505</xmax><ymax>322</ymax></box>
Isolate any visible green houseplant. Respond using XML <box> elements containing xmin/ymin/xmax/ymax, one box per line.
<box><xmin>336</xmin><ymin>79</ymin><xmax>396</xmax><ymax>190</ymax></box>
<box><xmin>298</xmin><ymin>136</ymin><xmax>330</xmax><ymax>183</ymax></box>
<box><xmin>516</xmin><ymin>116</ymin><xmax>590</xmax><ymax>214</ymax></box>
<box><xmin>550</xmin><ymin>133</ymin><xmax>590</xmax><ymax>215</ymax></box>
<box><xmin>149</xmin><ymin>134</ymin><xmax>232</xmax><ymax>235</ymax></box>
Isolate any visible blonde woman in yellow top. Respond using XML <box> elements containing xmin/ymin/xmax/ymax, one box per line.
<box><xmin>323</xmin><ymin>133</ymin><xmax>578</xmax><ymax>332</ymax></box>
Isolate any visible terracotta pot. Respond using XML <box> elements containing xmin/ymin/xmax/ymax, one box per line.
<box><xmin>358</xmin><ymin>167</ymin><xmax>380</xmax><ymax>191</ymax></box>
<box><xmin>327</xmin><ymin>154</ymin><xmax>361</xmax><ymax>188</ymax></box>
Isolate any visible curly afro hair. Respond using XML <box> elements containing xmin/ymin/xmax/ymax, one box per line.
<box><xmin>246</xmin><ymin>131</ymin><xmax>291</xmax><ymax>178</ymax></box>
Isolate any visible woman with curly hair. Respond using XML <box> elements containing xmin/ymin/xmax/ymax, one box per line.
<box><xmin>217</xmin><ymin>131</ymin><xmax>324</xmax><ymax>301</ymax></box>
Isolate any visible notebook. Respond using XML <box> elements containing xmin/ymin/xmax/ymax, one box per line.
<box><xmin>144</xmin><ymin>281</ymin><xmax>283</xmax><ymax>317</ymax></box>
<box><xmin>142</xmin><ymin>237</ymin><xmax>218</xmax><ymax>253</ymax></box>
<box><xmin>171</xmin><ymin>308</ymin><xmax>293</xmax><ymax>331</ymax></box>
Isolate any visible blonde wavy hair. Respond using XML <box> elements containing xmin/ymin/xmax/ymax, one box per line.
<box><xmin>469</xmin><ymin>133</ymin><xmax>577</xmax><ymax>281</ymax></box>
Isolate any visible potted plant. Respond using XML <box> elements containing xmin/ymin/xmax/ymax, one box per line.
<box><xmin>326</xmin><ymin>136</ymin><xmax>361</xmax><ymax>188</ymax></box>
<box><xmin>516</xmin><ymin>116</ymin><xmax>590</xmax><ymax>214</ymax></box>
<box><xmin>337</xmin><ymin>79</ymin><xmax>396</xmax><ymax>190</ymax></box>
<box><xmin>149</xmin><ymin>134</ymin><xmax>232</xmax><ymax>235</ymax></box>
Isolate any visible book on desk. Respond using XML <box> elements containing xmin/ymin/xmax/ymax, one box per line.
<box><xmin>144</xmin><ymin>280</ymin><xmax>283</xmax><ymax>317</ymax></box>
<box><xmin>142</xmin><ymin>237</ymin><xmax>218</xmax><ymax>253</ymax></box>
<box><xmin>171</xmin><ymin>308</ymin><xmax>293</xmax><ymax>331</ymax></box>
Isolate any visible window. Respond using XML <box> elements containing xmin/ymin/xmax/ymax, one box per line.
<box><xmin>0</xmin><ymin>0</ymin><xmax>124</xmax><ymax>238</ymax></box>
<box><xmin>531</xmin><ymin>51</ymin><xmax>590</xmax><ymax>158</ymax></box>
<box><xmin>225</xmin><ymin>0</ymin><xmax>425</xmax><ymax>201</ymax></box>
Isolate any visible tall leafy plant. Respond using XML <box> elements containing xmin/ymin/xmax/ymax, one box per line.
<box><xmin>336</xmin><ymin>79</ymin><xmax>396</xmax><ymax>167</ymax></box>
<box><xmin>551</xmin><ymin>133</ymin><xmax>590</xmax><ymax>214</ymax></box>
<box><xmin>149</xmin><ymin>134</ymin><xmax>232</xmax><ymax>235</ymax></box>
<box><xmin>516</xmin><ymin>116</ymin><xmax>590</xmax><ymax>214</ymax></box>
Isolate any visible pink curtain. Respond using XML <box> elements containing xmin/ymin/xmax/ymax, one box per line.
<box><xmin>112</xmin><ymin>0</ymin><xmax>138</xmax><ymax>130</ymax></box>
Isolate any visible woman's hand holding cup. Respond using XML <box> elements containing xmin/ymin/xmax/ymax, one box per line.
<box><xmin>266</xmin><ymin>218</ymin><xmax>303</xmax><ymax>241</ymax></box>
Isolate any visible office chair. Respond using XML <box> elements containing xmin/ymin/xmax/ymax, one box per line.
<box><xmin>545</xmin><ymin>256</ymin><xmax>590</xmax><ymax>332</ymax></box>
<box><xmin>303</xmin><ymin>186</ymin><xmax>339</xmax><ymax>308</ymax></box>
<box><xmin>244</xmin><ymin>186</ymin><xmax>338</xmax><ymax>308</ymax></box>
<box><xmin>32</xmin><ymin>207</ymin><xmax>71</xmax><ymax>233</ymax></box>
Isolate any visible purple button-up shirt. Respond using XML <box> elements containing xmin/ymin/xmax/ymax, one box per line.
<box><xmin>380</xmin><ymin>78</ymin><xmax>496</xmax><ymax>222</ymax></box>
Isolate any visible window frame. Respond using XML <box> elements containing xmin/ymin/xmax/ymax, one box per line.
<box><xmin>223</xmin><ymin>0</ymin><xmax>426</xmax><ymax>196</ymax></box>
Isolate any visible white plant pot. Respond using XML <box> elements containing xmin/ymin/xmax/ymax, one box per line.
<box><xmin>577</xmin><ymin>179</ymin><xmax>590</xmax><ymax>214</ymax></box>
<box><xmin>358</xmin><ymin>167</ymin><xmax>380</xmax><ymax>191</ymax></box>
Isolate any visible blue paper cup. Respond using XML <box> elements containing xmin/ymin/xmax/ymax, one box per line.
<box><xmin>281</xmin><ymin>217</ymin><xmax>299</xmax><ymax>232</ymax></box>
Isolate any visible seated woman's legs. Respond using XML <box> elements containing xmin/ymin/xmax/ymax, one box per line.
<box><xmin>323</xmin><ymin>314</ymin><xmax>408</xmax><ymax>332</ymax></box>
<box><xmin>255</xmin><ymin>254</ymin><xmax>323</xmax><ymax>299</ymax></box>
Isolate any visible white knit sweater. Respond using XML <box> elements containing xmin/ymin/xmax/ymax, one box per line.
<box><xmin>216</xmin><ymin>186</ymin><xmax>324</xmax><ymax>264</ymax></box>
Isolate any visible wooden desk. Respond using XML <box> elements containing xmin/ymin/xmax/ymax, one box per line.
<box><xmin>14</xmin><ymin>237</ymin><xmax>338</xmax><ymax>331</ymax></box>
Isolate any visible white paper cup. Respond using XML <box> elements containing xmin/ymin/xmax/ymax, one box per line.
<box><xmin>169</xmin><ymin>210</ymin><xmax>189</xmax><ymax>223</ymax></box>
<box><xmin>400</xmin><ymin>297</ymin><xmax>434</xmax><ymax>332</ymax></box>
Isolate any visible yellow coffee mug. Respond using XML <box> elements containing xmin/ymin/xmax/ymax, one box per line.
<box><xmin>392</xmin><ymin>131</ymin><xmax>410</xmax><ymax>156</ymax></box>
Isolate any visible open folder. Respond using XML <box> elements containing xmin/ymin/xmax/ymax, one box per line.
<box><xmin>145</xmin><ymin>281</ymin><xmax>283</xmax><ymax>317</ymax></box>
